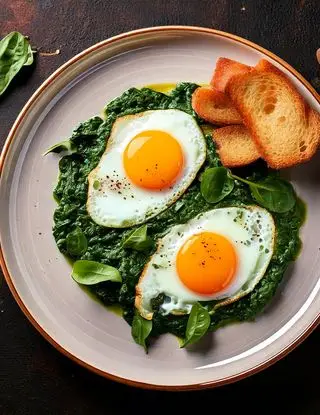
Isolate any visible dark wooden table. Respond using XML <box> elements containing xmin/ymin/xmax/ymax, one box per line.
<box><xmin>1</xmin><ymin>1</ymin><xmax>319</xmax><ymax>414</ymax></box>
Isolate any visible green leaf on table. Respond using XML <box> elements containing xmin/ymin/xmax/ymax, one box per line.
<box><xmin>122</xmin><ymin>225</ymin><xmax>152</xmax><ymax>251</ymax></box>
<box><xmin>24</xmin><ymin>43</ymin><xmax>35</xmax><ymax>66</ymax></box>
<box><xmin>71</xmin><ymin>260</ymin><xmax>122</xmax><ymax>285</ymax></box>
<box><xmin>43</xmin><ymin>140</ymin><xmax>76</xmax><ymax>156</ymax></box>
<box><xmin>0</xmin><ymin>32</ymin><xmax>34</xmax><ymax>96</ymax></box>
<box><xmin>200</xmin><ymin>167</ymin><xmax>234</xmax><ymax>203</ymax></box>
<box><xmin>66</xmin><ymin>227</ymin><xmax>88</xmax><ymax>256</ymax></box>
<box><xmin>180</xmin><ymin>303</ymin><xmax>210</xmax><ymax>348</ymax></box>
<box><xmin>131</xmin><ymin>311</ymin><xmax>153</xmax><ymax>352</ymax></box>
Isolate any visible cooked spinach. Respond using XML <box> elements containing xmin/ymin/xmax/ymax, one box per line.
<box><xmin>131</xmin><ymin>312</ymin><xmax>153</xmax><ymax>352</ymax></box>
<box><xmin>200</xmin><ymin>167</ymin><xmax>234</xmax><ymax>203</ymax></box>
<box><xmin>0</xmin><ymin>32</ymin><xmax>35</xmax><ymax>96</ymax></box>
<box><xmin>53</xmin><ymin>83</ymin><xmax>304</xmax><ymax>346</ymax></box>
<box><xmin>122</xmin><ymin>225</ymin><xmax>153</xmax><ymax>252</ymax></box>
<box><xmin>181</xmin><ymin>303</ymin><xmax>211</xmax><ymax>347</ymax></box>
<box><xmin>71</xmin><ymin>260</ymin><xmax>122</xmax><ymax>285</ymax></box>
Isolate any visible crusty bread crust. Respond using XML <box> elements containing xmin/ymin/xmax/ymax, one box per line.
<box><xmin>192</xmin><ymin>86</ymin><xmax>242</xmax><ymax>125</ymax></box>
<box><xmin>211</xmin><ymin>57</ymin><xmax>251</xmax><ymax>93</ymax></box>
<box><xmin>226</xmin><ymin>59</ymin><xmax>319</xmax><ymax>168</ymax></box>
<box><xmin>213</xmin><ymin>125</ymin><xmax>260</xmax><ymax>167</ymax></box>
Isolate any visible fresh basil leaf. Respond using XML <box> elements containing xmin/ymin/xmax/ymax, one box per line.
<box><xmin>232</xmin><ymin>174</ymin><xmax>296</xmax><ymax>213</ymax></box>
<box><xmin>66</xmin><ymin>227</ymin><xmax>88</xmax><ymax>256</ymax></box>
<box><xmin>250</xmin><ymin>178</ymin><xmax>296</xmax><ymax>213</ymax></box>
<box><xmin>0</xmin><ymin>32</ymin><xmax>33</xmax><ymax>96</ymax></box>
<box><xmin>123</xmin><ymin>225</ymin><xmax>152</xmax><ymax>251</ymax></box>
<box><xmin>181</xmin><ymin>303</ymin><xmax>210</xmax><ymax>348</ymax></box>
<box><xmin>200</xmin><ymin>167</ymin><xmax>234</xmax><ymax>203</ymax></box>
<box><xmin>131</xmin><ymin>311</ymin><xmax>153</xmax><ymax>352</ymax></box>
<box><xmin>24</xmin><ymin>43</ymin><xmax>34</xmax><ymax>66</ymax></box>
<box><xmin>71</xmin><ymin>260</ymin><xmax>122</xmax><ymax>285</ymax></box>
<box><xmin>43</xmin><ymin>140</ymin><xmax>76</xmax><ymax>156</ymax></box>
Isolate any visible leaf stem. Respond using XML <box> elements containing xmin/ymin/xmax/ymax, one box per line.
<box><xmin>231</xmin><ymin>173</ymin><xmax>273</xmax><ymax>191</ymax></box>
<box><xmin>39</xmin><ymin>49</ymin><xmax>60</xmax><ymax>56</ymax></box>
<box><xmin>230</xmin><ymin>173</ymin><xmax>254</xmax><ymax>186</ymax></box>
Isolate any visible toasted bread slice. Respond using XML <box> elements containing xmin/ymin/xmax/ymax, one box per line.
<box><xmin>211</xmin><ymin>57</ymin><xmax>251</xmax><ymax>92</ymax></box>
<box><xmin>192</xmin><ymin>86</ymin><xmax>242</xmax><ymax>125</ymax></box>
<box><xmin>226</xmin><ymin>59</ymin><xmax>320</xmax><ymax>168</ymax></box>
<box><xmin>213</xmin><ymin>125</ymin><xmax>260</xmax><ymax>167</ymax></box>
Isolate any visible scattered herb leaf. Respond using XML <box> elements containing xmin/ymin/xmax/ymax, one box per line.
<box><xmin>181</xmin><ymin>303</ymin><xmax>210</xmax><ymax>347</ymax></box>
<box><xmin>0</xmin><ymin>32</ymin><xmax>34</xmax><ymax>96</ymax></box>
<box><xmin>71</xmin><ymin>260</ymin><xmax>122</xmax><ymax>285</ymax></box>
<box><xmin>123</xmin><ymin>225</ymin><xmax>153</xmax><ymax>251</ymax></box>
<box><xmin>131</xmin><ymin>311</ymin><xmax>153</xmax><ymax>352</ymax></box>
<box><xmin>200</xmin><ymin>167</ymin><xmax>234</xmax><ymax>203</ymax></box>
<box><xmin>232</xmin><ymin>174</ymin><xmax>296</xmax><ymax>213</ymax></box>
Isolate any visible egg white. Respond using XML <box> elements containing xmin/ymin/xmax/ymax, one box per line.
<box><xmin>87</xmin><ymin>109</ymin><xmax>206</xmax><ymax>228</ymax></box>
<box><xmin>135</xmin><ymin>206</ymin><xmax>275</xmax><ymax>319</ymax></box>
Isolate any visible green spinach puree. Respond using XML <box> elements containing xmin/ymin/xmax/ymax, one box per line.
<box><xmin>53</xmin><ymin>83</ymin><xmax>304</xmax><ymax>341</ymax></box>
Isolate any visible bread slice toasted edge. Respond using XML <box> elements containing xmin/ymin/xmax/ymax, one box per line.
<box><xmin>211</xmin><ymin>57</ymin><xmax>252</xmax><ymax>93</ymax></box>
<box><xmin>213</xmin><ymin>125</ymin><xmax>260</xmax><ymax>167</ymax></box>
<box><xmin>192</xmin><ymin>86</ymin><xmax>242</xmax><ymax>125</ymax></box>
<box><xmin>301</xmin><ymin>109</ymin><xmax>320</xmax><ymax>164</ymax></box>
<box><xmin>226</xmin><ymin>59</ymin><xmax>319</xmax><ymax>168</ymax></box>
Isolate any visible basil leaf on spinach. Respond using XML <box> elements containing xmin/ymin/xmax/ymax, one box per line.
<box><xmin>123</xmin><ymin>225</ymin><xmax>152</xmax><ymax>251</ymax></box>
<box><xmin>232</xmin><ymin>174</ymin><xmax>296</xmax><ymax>213</ymax></box>
<box><xmin>43</xmin><ymin>140</ymin><xmax>76</xmax><ymax>156</ymax></box>
<box><xmin>200</xmin><ymin>167</ymin><xmax>234</xmax><ymax>203</ymax></box>
<box><xmin>131</xmin><ymin>311</ymin><xmax>153</xmax><ymax>352</ymax></box>
<box><xmin>0</xmin><ymin>32</ymin><xmax>34</xmax><ymax>96</ymax></box>
<box><xmin>71</xmin><ymin>260</ymin><xmax>122</xmax><ymax>285</ymax></box>
<box><xmin>66</xmin><ymin>227</ymin><xmax>88</xmax><ymax>256</ymax></box>
<box><xmin>181</xmin><ymin>303</ymin><xmax>210</xmax><ymax>348</ymax></box>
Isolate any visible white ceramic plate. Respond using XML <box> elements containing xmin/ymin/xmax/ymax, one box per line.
<box><xmin>1</xmin><ymin>26</ymin><xmax>319</xmax><ymax>390</ymax></box>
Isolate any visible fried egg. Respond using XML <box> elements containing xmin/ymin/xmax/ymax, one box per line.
<box><xmin>87</xmin><ymin>109</ymin><xmax>206</xmax><ymax>227</ymax></box>
<box><xmin>135</xmin><ymin>206</ymin><xmax>275</xmax><ymax>319</ymax></box>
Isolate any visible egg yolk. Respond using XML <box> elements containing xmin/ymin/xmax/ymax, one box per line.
<box><xmin>123</xmin><ymin>130</ymin><xmax>184</xmax><ymax>190</ymax></box>
<box><xmin>176</xmin><ymin>232</ymin><xmax>237</xmax><ymax>295</ymax></box>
